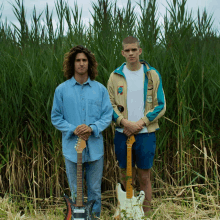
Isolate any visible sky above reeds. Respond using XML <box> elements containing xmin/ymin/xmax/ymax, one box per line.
<box><xmin>1</xmin><ymin>0</ymin><xmax>220</xmax><ymax>32</ymax></box>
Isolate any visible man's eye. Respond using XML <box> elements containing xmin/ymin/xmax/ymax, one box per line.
<box><xmin>124</xmin><ymin>49</ymin><xmax>138</xmax><ymax>52</ymax></box>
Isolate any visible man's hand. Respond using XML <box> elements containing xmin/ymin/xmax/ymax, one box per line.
<box><xmin>123</xmin><ymin>127</ymin><xmax>134</xmax><ymax>137</ymax></box>
<box><xmin>74</xmin><ymin>124</ymin><xmax>92</xmax><ymax>141</ymax></box>
<box><xmin>136</xmin><ymin>119</ymin><xmax>146</xmax><ymax>127</ymax></box>
<box><xmin>133</xmin><ymin>119</ymin><xmax>146</xmax><ymax>135</ymax></box>
<box><xmin>121</xmin><ymin>119</ymin><xmax>144</xmax><ymax>137</ymax></box>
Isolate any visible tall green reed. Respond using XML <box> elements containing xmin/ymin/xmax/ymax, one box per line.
<box><xmin>0</xmin><ymin>0</ymin><xmax>219</xmax><ymax>200</ymax></box>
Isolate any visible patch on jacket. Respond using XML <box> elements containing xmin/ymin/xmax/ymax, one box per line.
<box><xmin>117</xmin><ymin>86</ymin><xmax>123</xmax><ymax>95</ymax></box>
<box><xmin>148</xmin><ymin>79</ymin><xmax>153</xmax><ymax>90</ymax></box>
<box><xmin>117</xmin><ymin>105</ymin><xmax>124</xmax><ymax>113</ymax></box>
<box><xmin>147</xmin><ymin>95</ymin><xmax>153</xmax><ymax>103</ymax></box>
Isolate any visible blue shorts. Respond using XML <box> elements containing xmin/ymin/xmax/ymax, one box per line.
<box><xmin>114</xmin><ymin>131</ymin><xmax>156</xmax><ymax>169</ymax></box>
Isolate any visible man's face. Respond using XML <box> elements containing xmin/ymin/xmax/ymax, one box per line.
<box><xmin>121</xmin><ymin>43</ymin><xmax>142</xmax><ymax>64</ymax></box>
<box><xmin>74</xmin><ymin>52</ymin><xmax>89</xmax><ymax>76</ymax></box>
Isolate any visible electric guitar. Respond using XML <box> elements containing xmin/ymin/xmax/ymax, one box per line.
<box><xmin>64</xmin><ymin>138</ymin><xmax>95</xmax><ymax>220</ymax></box>
<box><xmin>114</xmin><ymin>135</ymin><xmax>145</xmax><ymax>219</ymax></box>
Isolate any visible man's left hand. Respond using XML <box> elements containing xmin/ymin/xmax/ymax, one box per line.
<box><xmin>133</xmin><ymin>119</ymin><xmax>146</xmax><ymax>135</ymax></box>
<box><xmin>123</xmin><ymin>119</ymin><xmax>146</xmax><ymax>136</ymax></box>
<box><xmin>136</xmin><ymin>119</ymin><xmax>146</xmax><ymax>127</ymax></box>
<box><xmin>74</xmin><ymin>124</ymin><xmax>92</xmax><ymax>141</ymax></box>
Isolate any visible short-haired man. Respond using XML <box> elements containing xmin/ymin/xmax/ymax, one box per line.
<box><xmin>107</xmin><ymin>36</ymin><xmax>166</xmax><ymax>216</ymax></box>
<box><xmin>51</xmin><ymin>45</ymin><xmax>113</xmax><ymax>218</ymax></box>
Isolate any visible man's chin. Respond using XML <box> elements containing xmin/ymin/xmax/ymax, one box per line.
<box><xmin>127</xmin><ymin>59</ymin><xmax>137</xmax><ymax>64</ymax></box>
<box><xmin>77</xmin><ymin>71</ymin><xmax>87</xmax><ymax>75</ymax></box>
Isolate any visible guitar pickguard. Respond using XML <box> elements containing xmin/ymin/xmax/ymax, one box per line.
<box><xmin>115</xmin><ymin>183</ymin><xmax>145</xmax><ymax>219</ymax></box>
<box><xmin>64</xmin><ymin>194</ymin><xmax>95</xmax><ymax>220</ymax></box>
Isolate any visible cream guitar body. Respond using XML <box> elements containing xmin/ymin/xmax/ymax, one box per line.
<box><xmin>115</xmin><ymin>183</ymin><xmax>145</xmax><ymax>219</ymax></box>
<box><xmin>114</xmin><ymin>135</ymin><xmax>145</xmax><ymax>219</ymax></box>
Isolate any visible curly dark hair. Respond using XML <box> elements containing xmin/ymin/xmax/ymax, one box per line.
<box><xmin>63</xmin><ymin>45</ymin><xmax>98</xmax><ymax>80</ymax></box>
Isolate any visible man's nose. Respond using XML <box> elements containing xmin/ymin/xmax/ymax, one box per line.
<box><xmin>80</xmin><ymin>60</ymin><xmax>84</xmax><ymax>65</ymax></box>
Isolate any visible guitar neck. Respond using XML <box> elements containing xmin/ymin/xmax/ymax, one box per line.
<box><xmin>76</xmin><ymin>152</ymin><xmax>84</xmax><ymax>207</ymax></box>
<box><xmin>126</xmin><ymin>143</ymin><xmax>133</xmax><ymax>199</ymax></box>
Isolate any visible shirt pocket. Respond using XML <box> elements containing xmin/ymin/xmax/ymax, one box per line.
<box><xmin>88</xmin><ymin>99</ymin><xmax>101</xmax><ymax>119</ymax></box>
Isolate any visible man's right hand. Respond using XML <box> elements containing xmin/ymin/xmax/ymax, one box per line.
<box><xmin>121</xmin><ymin>119</ymin><xmax>143</xmax><ymax>136</ymax></box>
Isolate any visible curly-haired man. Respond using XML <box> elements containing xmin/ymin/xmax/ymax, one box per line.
<box><xmin>107</xmin><ymin>36</ymin><xmax>166</xmax><ymax>217</ymax></box>
<box><xmin>51</xmin><ymin>45</ymin><xmax>113</xmax><ymax>218</ymax></box>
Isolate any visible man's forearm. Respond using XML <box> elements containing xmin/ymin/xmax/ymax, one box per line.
<box><xmin>139</xmin><ymin>118</ymin><xmax>146</xmax><ymax>126</ymax></box>
<box><xmin>121</xmin><ymin>118</ymin><xmax>145</xmax><ymax>127</ymax></box>
<box><xmin>120</xmin><ymin>118</ymin><xmax>127</xmax><ymax>126</ymax></box>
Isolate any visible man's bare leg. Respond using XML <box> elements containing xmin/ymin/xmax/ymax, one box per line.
<box><xmin>120</xmin><ymin>167</ymin><xmax>137</xmax><ymax>190</ymax></box>
<box><xmin>137</xmin><ymin>168</ymin><xmax>152</xmax><ymax>214</ymax></box>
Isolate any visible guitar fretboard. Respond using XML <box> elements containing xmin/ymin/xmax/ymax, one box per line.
<box><xmin>76</xmin><ymin>152</ymin><xmax>83</xmax><ymax>207</ymax></box>
<box><xmin>126</xmin><ymin>143</ymin><xmax>133</xmax><ymax>199</ymax></box>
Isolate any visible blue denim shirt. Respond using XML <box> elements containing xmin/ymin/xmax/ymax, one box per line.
<box><xmin>51</xmin><ymin>76</ymin><xmax>113</xmax><ymax>163</ymax></box>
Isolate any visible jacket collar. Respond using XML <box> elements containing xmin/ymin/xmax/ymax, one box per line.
<box><xmin>114</xmin><ymin>60</ymin><xmax>152</xmax><ymax>77</ymax></box>
<box><xmin>114</xmin><ymin>62</ymin><xmax>126</xmax><ymax>77</ymax></box>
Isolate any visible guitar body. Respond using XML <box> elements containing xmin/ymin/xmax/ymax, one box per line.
<box><xmin>115</xmin><ymin>183</ymin><xmax>145</xmax><ymax>219</ymax></box>
<box><xmin>114</xmin><ymin>135</ymin><xmax>145</xmax><ymax>219</ymax></box>
<box><xmin>64</xmin><ymin>138</ymin><xmax>96</xmax><ymax>220</ymax></box>
<box><xmin>64</xmin><ymin>194</ymin><xmax>95</xmax><ymax>220</ymax></box>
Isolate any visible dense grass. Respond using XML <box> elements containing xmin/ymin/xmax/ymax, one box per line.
<box><xmin>1</xmin><ymin>184</ymin><xmax>220</xmax><ymax>219</ymax></box>
<box><xmin>0</xmin><ymin>0</ymin><xmax>219</xmax><ymax>208</ymax></box>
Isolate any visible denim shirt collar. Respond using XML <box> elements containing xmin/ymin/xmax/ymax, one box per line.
<box><xmin>70</xmin><ymin>76</ymin><xmax>92</xmax><ymax>87</ymax></box>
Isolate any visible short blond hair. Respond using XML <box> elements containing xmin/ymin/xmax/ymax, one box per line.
<box><xmin>122</xmin><ymin>36</ymin><xmax>140</xmax><ymax>49</ymax></box>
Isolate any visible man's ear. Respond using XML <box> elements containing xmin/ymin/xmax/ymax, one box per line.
<box><xmin>121</xmin><ymin>50</ymin><xmax>125</xmax><ymax>57</ymax></box>
<box><xmin>139</xmin><ymin>48</ymin><xmax>142</xmax><ymax>55</ymax></box>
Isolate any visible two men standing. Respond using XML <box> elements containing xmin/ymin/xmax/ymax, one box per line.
<box><xmin>51</xmin><ymin>36</ymin><xmax>166</xmax><ymax>218</ymax></box>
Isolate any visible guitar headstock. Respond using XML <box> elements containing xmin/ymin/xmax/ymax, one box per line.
<box><xmin>75</xmin><ymin>138</ymin><xmax>86</xmax><ymax>153</ymax></box>
<box><xmin>126</xmin><ymin>135</ymin><xmax>135</xmax><ymax>146</ymax></box>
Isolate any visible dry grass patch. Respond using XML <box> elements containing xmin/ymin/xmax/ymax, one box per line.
<box><xmin>1</xmin><ymin>185</ymin><xmax>219</xmax><ymax>220</ymax></box>
<box><xmin>0</xmin><ymin>196</ymin><xmax>64</xmax><ymax>220</ymax></box>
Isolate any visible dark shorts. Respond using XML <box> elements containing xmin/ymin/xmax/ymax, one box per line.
<box><xmin>114</xmin><ymin>131</ymin><xmax>156</xmax><ymax>169</ymax></box>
